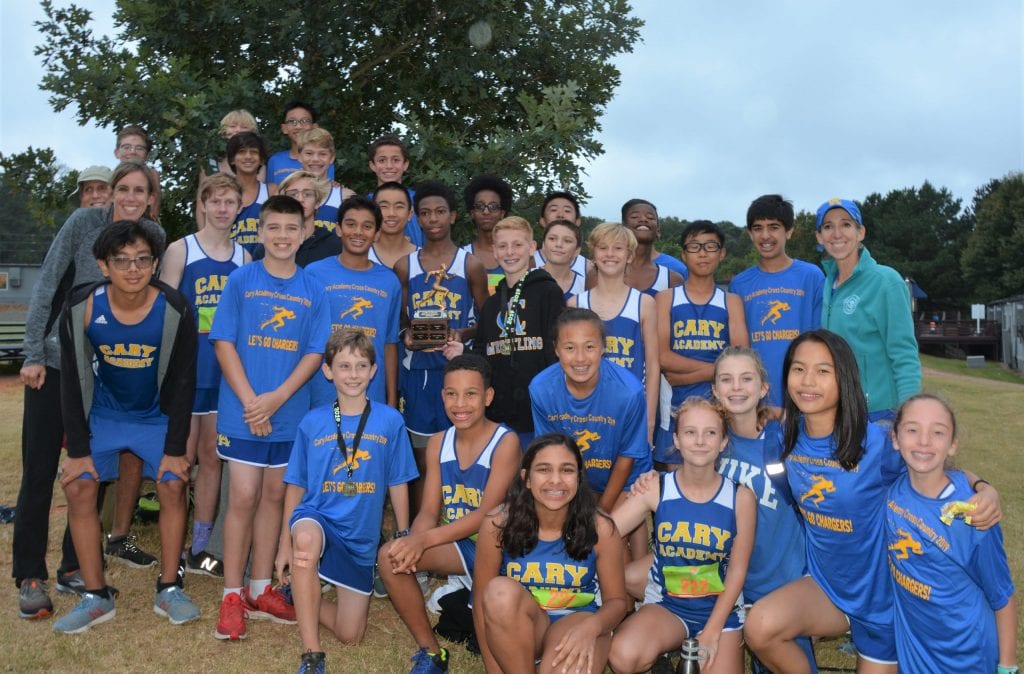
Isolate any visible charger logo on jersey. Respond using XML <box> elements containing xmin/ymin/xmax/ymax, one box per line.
<box><xmin>672</xmin><ymin>318</ymin><xmax>726</xmax><ymax>352</ymax></box>
<box><xmin>799</xmin><ymin>475</ymin><xmax>835</xmax><ymax>505</ymax></box>
<box><xmin>888</xmin><ymin>528</ymin><xmax>922</xmax><ymax>559</ymax></box>
<box><xmin>442</xmin><ymin>484</ymin><xmax>482</xmax><ymax>523</ymax></box>
<box><xmin>340</xmin><ymin>297</ymin><xmax>373</xmax><ymax>319</ymax></box>
<box><xmin>260</xmin><ymin>306</ymin><xmax>296</xmax><ymax>331</ymax></box>
<box><xmin>604</xmin><ymin>336</ymin><xmax>636</xmax><ymax>371</ymax></box>
<box><xmin>332</xmin><ymin>448</ymin><xmax>372</xmax><ymax>474</ymax></box>
<box><xmin>98</xmin><ymin>343</ymin><xmax>157</xmax><ymax>368</ymax></box>
<box><xmin>761</xmin><ymin>300</ymin><xmax>790</xmax><ymax>325</ymax></box>
<box><xmin>574</xmin><ymin>429</ymin><xmax>601</xmax><ymax>452</ymax></box>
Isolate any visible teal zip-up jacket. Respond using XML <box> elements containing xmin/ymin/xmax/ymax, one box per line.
<box><xmin>821</xmin><ymin>247</ymin><xmax>921</xmax><ymax>413</ymax></box>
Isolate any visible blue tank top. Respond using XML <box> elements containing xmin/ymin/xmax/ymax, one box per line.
<box><xmin>405</xmin><ymin>247</ymin><xmax>476</xmax><ymax>370</ymax></box>
<box><xmin>667</xmin><ymin>285</ymin><xmax>729</xmax><ymax>404</ymax></box>
<box><xmin>462</xmin><ymin>242</ymin><xmax>505</xmax><ymax>295</ymax></box>
<box><xmin>439</xmin><ymin>424</ymin><xmax>511</xmax><ymax>529</ymax></box>
<box><xmin>231</xmin><ymin>181</ymin><xmax>269</xmax><ymax>252</ymax></box>
<box><xmin>651</xmin><ymin>472</ymin><xmax>737</xmax><ymax>621</ymax></box>
<box><xmin>575</xmin><ymin>288</ymin><xmax>645</xmax><ymax>384</ymax></box>
<box><xmin>180</xmin><ymin>235</ymin><xmax>245</xmax><ymax>389</ymax></box>
<box><xmin>87</xmin><ymin>286</ymin><xmax>166</xmax><ymax>421</ymax></box>
<box><xmin>314</xmin><ymin>185</ymin><xmax>341</xmax><ymax>232</ymax></box>
<box><xmin>640</xmin><ymin>264</ymin><xmax>671</xmax><ymax>298</ymax></box>
<box><xmin>501</xmin><ymin>535</ymin><xmax>599</xmax><ymax>618</ymax></box>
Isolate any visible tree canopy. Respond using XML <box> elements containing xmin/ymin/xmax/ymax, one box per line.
<box><xmin>36</xmin><ymin>0</ymin><xmax>642</xmax><ymax>238</ymax></box>
<box><xmin>0</xmin><ymin>147</ymin><xmax>79</xmax><ymax>263</ymax></box>
<box><xmin>962</xmin><ymin>172</ymin><xmax>1024</xmax><ymax>303</ymax></box>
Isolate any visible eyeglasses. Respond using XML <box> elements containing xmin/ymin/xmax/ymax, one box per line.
<box><xmin>284</xmin><ymin>189</ymin><xmax>318</xmax><ymax>200</ymax></box>
<box><xmin>108</xmin><ymin>255</ymin><xmax>155</xmax><ymax>270</ymax></box>
<box><xmin>682</xmin><ymin>241</ymin><xmax>722</xmax><ymax>253</ymax></box>
<box><xmin>284</xmin><ymin>118</ymin><xmax>313</xmax><ymax>128</ymax></box>
<box><xmin>118</xmin><ymin>144</ymin><xmax>148</xmax><ymax>154</ymax></box>
<box><xmin>472</xmin><ymin>203</ymin><xmax>502</xmax><ymax>213</ymax></box>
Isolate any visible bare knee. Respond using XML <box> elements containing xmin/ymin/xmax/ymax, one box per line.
<box><xmin>482</xmin><ymin>576</ymin><xmax>526</xmax><ymax>624</ymax></box>
<box><xmin>332</xmin><ymin>622</ymin><xmax>366</xmax><ymax>646</ymax></box>
<box><xmin>292</xmin><ymin>526</ymin><xmax>321</xmax><ymax>555</ymax></box>
<box><xmin>608</xmin><ymin>640</ymin><xmax>652</xmax><ymax>674</ymax></box>
<box><xmin>63</xmin><ymin>478</ymin><xmax>98</xmax><ymax>509</ymax></box>
<box><xmin>743</xmin><ymin>602</ymin><xmax>778</xmax><ymax>651</ymax></box>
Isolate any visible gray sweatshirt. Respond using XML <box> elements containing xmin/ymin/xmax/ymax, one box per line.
<box><xmin>23</xmin><ymin>206</ymin><xmax>164</xmax><ymax>369</ymax></box>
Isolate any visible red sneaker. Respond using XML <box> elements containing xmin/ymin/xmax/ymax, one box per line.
<box><xmin>214</xmin><ymin>592</ymin><xmax>248</xmax><ymax>640</ymax></box>
<box><xmin>243</xmin><ymin>586</ymin><xmax>296</xmax><ymax>624</ymax></box>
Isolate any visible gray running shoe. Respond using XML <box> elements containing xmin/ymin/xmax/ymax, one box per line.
<box><xmin>153</xmin><ymin>585</ymin><xmax>200</xmax><ymax>625</ymax></box>
<box><xmin>56</xmin><ymin>570</ymin><xmax>84</xmax><ymax>596</ymax></box>
<box><xmin>53</xmin><ymin>592</ymin><xmax>115</xmax><ymax>633</ymax></box>
<box><xmin>18</xmin><ymin>579</ymin><xmax>53</xmax><ymax>619</ymax></box>
<box><xmin>105</xmin><ymin>534</ymin><xmax>157</xmax><ymax>568</ymax></box>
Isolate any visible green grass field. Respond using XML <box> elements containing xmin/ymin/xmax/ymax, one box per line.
<box><xmin>0</xmin><ymin>367</ymin><xmax>1020</xmax><ymax>672</ymax></box>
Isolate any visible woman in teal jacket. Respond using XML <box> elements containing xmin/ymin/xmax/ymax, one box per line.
<box><xmin>816</xmin><ymin>198</ymin><xmax>920</xmax><ymax>420</ymax></box>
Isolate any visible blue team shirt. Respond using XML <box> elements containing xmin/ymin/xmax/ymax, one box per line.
<box><xmin>439</xmin><ymin>424</ymin><xmax>511</xmax><ymax>528</ymax></box>
<box><xmin>786</xmin><ymin>421</ymin><xmax>904</xmax><ymax>625</ymax></box>
<box><xmin>575</xmin><ymin>288</ymin><xmax>646</xmax><ymax>385</ymax></box>
<box><xmin>87</xmin><ymin>287</ymin><xmax>166</xmax><ymax>422</ymax></box>
<box><xmin>666</xmin><ymin>286</ymin><xmax>731</xmax><ymax>405</ymax></box>
<box><xmin>405</xmin><ymin>247</ymin><xmax>476</xmax><ymax>370</ymax></box>
<box><xmin>284</xmin><ymin>402</ymin><xmax>417</xmax><ymax>566</ymax></box>
<box><xmin>501</xmin><ymin>536</ymin><xmax>599</xmax><ymax>618</ymax></box>
<box><xmin>650</xmin><ymin>473</ymin><xmax>738</xmax><ymax>624</ymax></box>
<box><xmin>305</xmin><ymin>257</ymin><xmax>402</xmax><ymax>406</ymax></box>
<box><xmin>179</xmin><ymin>234</ymin><xmax>246</xmax><ymax>390</ymax></box>
<box><xmin>729</xmin><ymin>260</ymin><xmax>823</xmax><ymax>407</ymax></box>
<box><xmin>210</xmin><ymin>261</ymin><xmax>330</xmax><ymax>442</ymax></box>
<box><xmin>231</xmin><ymin>182</ymin><xmax>269</xmax><ymax>253</ymax></box>
<box><xmin>719</xmin><ymin>420</ymin><xmax>805</xmax><ymax>600</ymax></box>
<box><xmin>530</xmin><ymin>360</ymin><xmax>651</xmax><ymax>493</ymax></box>
<box><xmin>885</xmin><ymin>470</ymin><xmax>1014</xmax><ymax>673</ymax></box>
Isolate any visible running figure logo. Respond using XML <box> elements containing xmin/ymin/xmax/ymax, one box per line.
<box><xmin>260</xmin><ymin>306</ymin><xmax>296</xmax><ymax>331</ymax></box>
<box><xmin>761</xmin><ymin>300</ymin><xmax>790</xmax><ymax>325</ymax></box>
<box><xmin>340</xmin><ymin>297</ymin><xmax>373</xmax><ymax>319</ymax></box>
<box><xmin>799</xmin><ymin>474</ymin><xmax>835</xmax><ymax>506</ymax></box>
<box><xmin>574</xmin><ymin>429</ymin><xmax>601</xmax><ymax>452</ymax></box>
<box><xmin>332</xmin><ymin>448</ymin><xmax>372</xmax><ymax>474</ymax></box>
<box><xmin>888</xmin><ymin>529</ymin><xmax>922</xmax><ymax>559</ymax></box>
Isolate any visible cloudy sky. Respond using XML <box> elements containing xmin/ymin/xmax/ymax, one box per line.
<box><xmin>2</xmin><ymin>1</ymin><xmax>1021</xmax><ymax>223</ymax></box>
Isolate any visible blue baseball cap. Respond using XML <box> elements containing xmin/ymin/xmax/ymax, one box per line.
<box><xmin>815</xmin><ymin>198</ymin><xmax>862</xmax><ymax>231</ymax></box>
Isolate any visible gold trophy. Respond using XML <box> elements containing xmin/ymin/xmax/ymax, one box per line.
<box><xmin>410</xmin><ymin>264</ymin><xmax>453</xmax><ymax>350</ymax></box>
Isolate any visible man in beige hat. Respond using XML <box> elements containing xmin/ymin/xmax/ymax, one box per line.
<box><xmin>71</xmin><ymin>165</ymin><xmax>112</xmax><ymax>208</ymax></box>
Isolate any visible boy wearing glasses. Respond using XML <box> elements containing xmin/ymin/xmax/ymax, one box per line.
<box><xmin>55</xmin><ymin>221</ymin><xmax>198</xmax><ymax>633</ymax></box>
<box><xmin>461</xmin><ymin>175</ymin><xmax>513</xmax><ymax>295</ymax></box>
<box><xmin>267</xmin><ymin>101</ymin><xmax>335</xmax><ymax>192</ymax></box>
<box><xmin>728</xmin><ymin>195</ymin><xmax>823</xmax><ymax>408</ymax></box>
<box><xmin>654</xmin><ymin>220</ymin><xmax>748</xmax><ymax>463</ymax></box>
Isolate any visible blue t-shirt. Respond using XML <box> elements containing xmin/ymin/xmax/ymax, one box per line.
<box><xmin>404</xmin><ymin>247</ymin><xmax>477</xmax><ymax>371</ymax></box>
<box><xmin>267</xmin><ymin>150</ymin><xmax>334</xmax><ymax>188</ymax></box>
<box><xmin>231</xmin><ymin>182</ymin><xmax>269</xmax><ymax>253</ymax></box>
<box><xmin>718</xmin><ymin>420</ymin><xmax>805</xmax><ymax>600</ymax></box>
<box><xmin>210</xmin><ymin>261</ymin><xmax>330</xmax><ymax>442</ymax></box>
<box><xmin>653</xmin><ymin>252</ymin><xmax>688</xmax><ymax>280</ymax></box>
<box><xmin>728</xmin><ymin>260</ymin><xmax>823</xmax><ymax>407</ymax></box>
<box><xmin>575</xmin><ymin>288</ymin><xmax>646</xmax><ymax>385</ymax></box>
<box><xmin>885</xmin><ymin>470</ymin><xmax>1014</xmax><ymax>673</ymax></box>
<box><xmin>439</xmin><ymin>424</ymin><xmax>511</xmax><ymax>528</ymax></box>
<box><xmin>501</xmin><ymin>536</ymin><xmax>599</xmax><ymax>618</ymax></box>
<box><xmin>530</xmin><ymin>360</ymin><xmax>651</xmax><ymax>493</ymax></box>
<box><xmin>179</xmin><ymin>234</ymin><xmax>246</xmax><ymax>390</ymax></box>
<box><xmin>305</xmin><ymin>256</ymin><xmax>402</xmax><ymax>406</ymax></box>
<box><xmin>87</xmin><ymin>286</ymin><xmax>165</xmax><ymax>422</ymax></box>
<box><xmin>284</xmin><ymin>402</ymin><xmax>417</xmax><ymax>566</ymax></box>
<box><xmin>786</xmin><ymin>421</ymin><xmax>904</xmax><ymax>625</ymax></box>
<box><xmin>666</xmin><ymin>285</ymin><xmax>730</xmax><ymax>405</ymax></box>
<box><xmin>650</xmin><ymin>473</ymin><xmax>737</xmax><ymax>624</ymax></box>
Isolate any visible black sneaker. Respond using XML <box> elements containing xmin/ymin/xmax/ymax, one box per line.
<box><xmin>56</xmin><ymin>570</ymin><xmax>85</xmax><ymax>596</ymax></box>
<box><xmin>105</xmin><ymin>534</ymin><xmax>157</xmax><ymax>568</ymax></box>
<box><xmin>298</xmin><ymin>650</ymin><xmax>326</xmax><ymax>674</ymax></box>
<box><xmin>186</xmin><ymin>549</ymin><xmax>224</xmax><ymax>577</ymax></box>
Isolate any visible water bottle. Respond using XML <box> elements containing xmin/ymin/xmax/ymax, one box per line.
<box><xmin>676</xmin><ymin>637</ymin><xmax>708</xmax><ymax>674</ymax></box>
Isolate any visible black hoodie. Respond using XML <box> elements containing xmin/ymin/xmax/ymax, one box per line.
<box><xmin>474</xmin><ymin>268</ymin><xmax>565</xmax><ymax>433</ymax></box>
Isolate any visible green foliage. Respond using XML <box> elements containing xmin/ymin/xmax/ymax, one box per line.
<box><xmin>0</xmin><ymin>146</ymin><xmax>79</xmax><ymax>263</ymax></box>
<box><xmin>962</xmin><ymin>172</ymin><xmax>1024</xmax><ymax>302</ymax></box>
<box><xmin>35</xmin><ymin>0</ymin><xmax>642</xmax><ymax>241</ymax></box>
<box><xmin>859</xmin><ymin>181</ymin><xmax>971</xmax><ymax>307</ymax></box>
<box><xmin>788</xmin><ymin>211</ymin><xmax>823</xmax><ymax>267</ymax></box>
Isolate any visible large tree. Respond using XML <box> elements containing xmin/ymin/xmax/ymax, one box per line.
<box><xmin>962</xmin><ymin>173</ymin><xmax>1024</xmax><ymax>303</ymax></box>
<box><xmin>858</xmin><ymin>182</ymin><xmax>972</xmax><ymax>307</ymax></box>
<box><xmin>36</xmin><ymin>0</ymin><xmax>642</xmax><ymax>239</ymax></box>
<box><xmin>0</xmin><ymin>147</ymin><xmax>79</xmax><ymax>263</ymax></box>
